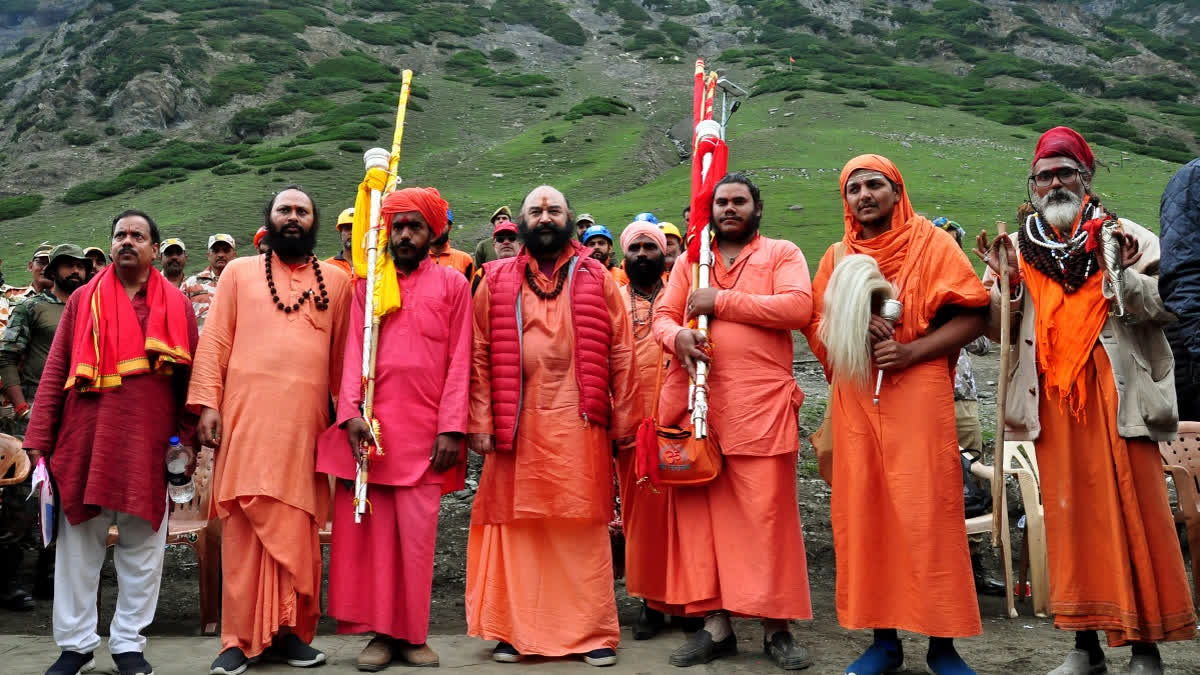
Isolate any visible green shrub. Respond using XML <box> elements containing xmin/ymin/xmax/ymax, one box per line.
<box><xmin>307</xmin><ymin>54</ymin><xmax>398</xmax><ymax>82</ymax></box>
<box><xmin>285</xmin><ymin>77</ymin><xmax>360</xmax><ymax>95</ymax></box>
<box><xmin>293</xmin><ymin>122</ymin><xmax>381</xmax><ymax>145</ymax></box>
<box><xmin>244</xmin><ymin>148</ymin><xmax>316</xmax><ymax>166</ymax></box>
<box><xmin>563</xmin><ymin>96</ymin><xmax>632</xmax><ymax>120</ymax></box>
<box><xmin>119</xmin><ymin>130</ymin><xmax>162</xmax><ymax>150</ymax></box>
<box><xmin>492</xmin><ymin>0</ymin><xmax>587</xmax><ymax>46</ymax></box>
<box><xmin>230</xmin><ymin>108</ymin><xmax>271</xmax><ymax>138</ymax></box>
<box><xmin>597</xmin><ymin>0</ymin><xmax>649</xmax><ymax>22</ymax></box>
<box><xmin>870</xmin><ymin>90</ymin><xmax>944</xmax><ymax>107</ymax></box>
<box><xmin>784</xmin><ymin>91</ymin><xmax>804</xmax><ymax>101</ymax></box>
<box><xmin>275</xmin><ymin>161</ymin><xmax>305</xmax><ymax>171</ymax></box>
<box><xmin>340</xmin><ymin>19</ymin><xmax>413</xmax><ymax>45</ymax></box>
<box><xmin>257</xmin><ymin>167</ymin><xmax>273</xmax><ymax>175</ymax></box>
<box><xmin>362</xmin><ymin>117</ymin><xmax>393</xmax><ymax>128</ymax></box>
<box><xmin>541</xmin><ymin>134</ymin><xmax>561</xmax><ymax>143</ymax></box>
<box><xmin>643</xmin><ymin>0</ymin><xmax>709</xmax><ymax>15</ymax></box>
<box><xmin>0</xmin><ymin>195</ymin><xmax>43</xmax><ymax>221</ymax></box>
<box><xmin>205</xmin><ymin>64</ymin><xmax>272</xmax><ymax>105</ymax></box>
<box><xmin>212</xmin><ymin>162</ymin><xmax>250</xmax><ymax>176</ymax></box>
<box><xmin>1084</xmin><ymin>108</ymin><xmax>1128</xmax><ymax>123</ymax></box>
<box><xmin>843</xmin><ymin>99</ymin><xmax>867</xmax><ymax>107</ymax></box>
<box><xmin>303</xmin><ymin>158</ymin><xmax>334</xmax><ymax>170</ymax></box>
<box><xmin>63</xmin><ymin>131</ymin><xmax>97</xmax><ymax>146</ymax></box>
<box><xmin>313</xmin><ymin>101</ymin><xmax>394</xmax><ymax>126</ymax></box>
<box><xmin>751</xmin><ymin>71</ymin><xmax>809</xmax><ymax>96</ymax></box>
<box><xmin>338</xmin><ymin>142</ymin><xmax>364</xmax><ymax>152</ymax></box>
<box><xmin>104</xmin><ymin>126</ymin><xmax>117</xmax><ymax>136</ymax></box>
<box><xmin>97</xmin><ymin>145</ymin><xmax>113</xmax><ymax>153</ymax></box>
<box><xmin>491</xmin><ymin>48</ymin><xmax>518</xmax><ymax>62</ymax></box>
<box><xmin>1148</xmin><ymin>135</ymin><xmax>1188</xmax><ymax>152</ymax></box>
<box><xmin>659</xmin><ymin>20</ymin><xmax>697</xmax><ymax>47</ymax></box>
<box><xmin>234</xmin><ymin>40</ymin><xmax>305</xmax><ymax>74</ymax></box>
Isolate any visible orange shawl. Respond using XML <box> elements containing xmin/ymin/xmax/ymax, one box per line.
<box><xmin>66</xmin><ymin>265</ymin><xmax>193</xmax><ymax>392</ymax></box>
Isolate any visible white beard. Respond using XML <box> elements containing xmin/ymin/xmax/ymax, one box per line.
<box><xmin>1034</xmin><ymin>189</ymin><xmax>1083</xmax><ymax>229</ymax></box>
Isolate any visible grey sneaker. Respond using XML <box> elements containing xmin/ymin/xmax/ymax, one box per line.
<box><xmin>1047</xmin><ymin>649</ymin><xmax>1107</xmax><ymax>675</ymax></box>
<box><xmin>209</xmin><ymin>648</ymin><xmax>249</xmax><ymax>675</ymax></box>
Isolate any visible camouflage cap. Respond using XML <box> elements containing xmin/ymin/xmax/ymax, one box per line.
<box><xmin>47</xmin><ymin>244</ymin><xmax>90</xmax><ymax>271</ymax></box>
<box><xmin>31</xmin><ymin>242</ymin><xmax>53</xmax><ymax>262</ymax></box>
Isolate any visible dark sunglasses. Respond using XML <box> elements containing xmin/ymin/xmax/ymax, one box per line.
<box><xmin>494</xmin><ymin>233</ymin><xmax>518</xmax><ymax>243</ymax></box>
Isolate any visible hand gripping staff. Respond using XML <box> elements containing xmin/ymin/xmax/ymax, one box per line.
<box><xmin>350</xmin><ymin>69</ymin><xmax>413</xmax><ymax>523</ymax></box>
<box><xmin>685</xmin><ymin>60</ymin><xmax>745</xmax><ymax>438</ymax></box>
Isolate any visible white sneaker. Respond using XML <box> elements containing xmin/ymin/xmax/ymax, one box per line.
<box><xmin>1048</xmin><ymin>649</ymin><xmax>1108</xmax><ymax>675</ymax></box>
<box><xmin>1127</xmin><ymin>654</ymin><xmax>1163</xmax><ymax>675</ymax></box>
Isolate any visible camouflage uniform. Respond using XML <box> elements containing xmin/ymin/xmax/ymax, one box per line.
<box><xmin>182</xmin><ymin>267</ymin><xmax>219</xmax><ymax>330</ymax></box>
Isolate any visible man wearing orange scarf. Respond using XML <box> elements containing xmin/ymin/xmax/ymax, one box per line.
<box><xmin>189</xmin><ymin>187</ymin><xmax>353</xmax><ymax>675</ymax></box>
<box><xmin>803</xmin><ymin>156</ymin><xmax>988</xmax><ymax>675</ymax></box>
<box><xmin>977</xmin><ymin>127</ymin><xmax>1194</xmax><ymax>675</ymax></box>
<box><xmin>25</xmin><ymin>210</ymin><xmax>199</xmax><ymax>675</ymax></box>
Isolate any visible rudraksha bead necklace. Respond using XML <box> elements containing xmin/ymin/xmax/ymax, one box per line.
<box><xmin>265</xmin><ymin>253</ymin><xmax>330</xmax><ymax>313</ymax></box>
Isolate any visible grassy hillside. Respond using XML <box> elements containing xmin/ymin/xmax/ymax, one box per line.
<box><xmin>0</xmin><ymin>0</ymin><xmax>1196</xmax><ymax>282</ymax></box>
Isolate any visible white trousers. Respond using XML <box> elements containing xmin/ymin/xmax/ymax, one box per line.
<box><xmin>53</xmin><ymin>505</ymin><xmax>168</xmax><ymax>655</ymax></box>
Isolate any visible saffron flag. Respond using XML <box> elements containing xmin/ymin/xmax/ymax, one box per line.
<box><xmin>686</xmin><ymin>63</ymin><xmax>727</xmax><ymax>261</ymax></box>
<box><xmin>351</xmin><ymin>166</ymin><xmax>403</xmax><ymax>319</ymax></box>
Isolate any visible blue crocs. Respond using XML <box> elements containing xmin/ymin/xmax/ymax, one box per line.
<box><xmin>925</xmin><ymin>646</ymin><xmax>977</xmax><ymax>675</ymax></box>
<box><xmin>846</xmin><ymin>639</ymin><xmax>904</xmax><ymax>675</ymax></box>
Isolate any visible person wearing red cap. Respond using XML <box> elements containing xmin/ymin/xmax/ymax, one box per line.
<box><xmin>977</xmin><ymin>127</ymin><xmax>1195</xmax><ymax>675</ymax></box>
<box><xmin>189</xmin><ymin>187</ymin><xmax>353</xmax><ymax>675</ymax></box>
<box><xmin>470</xmin><ymin>219</ymin><xmax>520</xmax><ymax>294</ymax></box>
<box><xmin>318</xmin><ymin>187</ymin><xmax>471</xmax><ymax>670</ymax></box>
<box><xmin>466</xmin><ymin>185</ymin><xmax>640</xmax><ymax>667</ymax></box>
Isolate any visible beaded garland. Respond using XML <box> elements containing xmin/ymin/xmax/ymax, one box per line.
<box><xmin>629</xmin><ymin>282</ymin><xmax>661</xmax><ymax>340</ymax></box>
<box><xmin>264</xmin><ymin>252</ymin><xmax>330</xmax><ymax>313</ymax></box>
<box><xmin>1017</xmin><ymin>201</ymin><xmax>1112</xmax><ymax>293</ymax></box>
<box><xmin>524</xmin><ymin>264</ymin><xmax>569</xmax><ymax>300</ymax></box>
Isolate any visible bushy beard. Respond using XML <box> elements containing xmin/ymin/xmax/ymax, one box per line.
<box><xmin>267</xmin><ymin>220</ymin><xmax>318</xmax><ymax>259</ymax></box>
<box><xmin>588</xmin><ymin>248</ymin><xmax>610</xmax><ymax>266</ymax></box>
<box><xmin>1033</xmin><ymin>187</ymin><xmax>1083</xmax><ymax>230</ymax></box>
<box><xmin>710</xmin><ymin>210</ymin><xmax>762</xmax><ymax>243</ymax></box>
<box><xmin>518</xmin><ymin>219</ymin><xmax>574</xmax><ymax>258</ymax></box>
<box><xmin>54</xmin><ymin>273</ymin><xmax>85</xmax><ymax>295</ymax></box>
<box><xmin>163</xmin><ymin>260</ymin><xmax>184</xmax><ymax>277</ymax></box>
<box><xmin>389</xmin><ymin>239</ymin><xmax>431</xmax><ymax>272</ymax></box>
<box><xmin>626</xmin><ymin>255</ymin><xmax>666</xmax><ymax>287</ymax></box>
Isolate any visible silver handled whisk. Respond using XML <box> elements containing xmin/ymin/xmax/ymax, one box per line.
<box><xmin>1100</xmin><ymin>220</ymin><xmax>1126</xmax><ymax>318</ymax></box>
<box><xmin>873</xmin><ymin>298</ymin><xmax>903</xmax><ymax>406</ymax></box>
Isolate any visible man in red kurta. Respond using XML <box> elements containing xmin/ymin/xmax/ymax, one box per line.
<box><xmin>189</xmin><ymin>187</ymin><xmax>352</xmax><ymax>675</ymax></box>
<box><xmin>466</xmin><ymin>185</ymin><xmax>640</xmax><ymax>667</ymax></box>
<box><xmin>317</xmin><ymin>187</ymin><xmax>471</xmax><ymax>670</ymax></box>
<box><xmin>26</xmin><ymin>210</ymin><xmax>198</xmax><ymax>675</ymax></box>
<box><xmin>651</xmin><ymin>174</ymin><xmax>815</xmax><ymax>671</ymax></box>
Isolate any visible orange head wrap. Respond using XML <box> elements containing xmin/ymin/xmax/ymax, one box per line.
<box><xmin>380</xmin><ymin>187</ymin><xmax>450</xmax><ymax>237</ymax></box>
<box><xmin>253</xmin><ymin>226</ymin><xmax>267</xmax><ymax>248</ymax></box>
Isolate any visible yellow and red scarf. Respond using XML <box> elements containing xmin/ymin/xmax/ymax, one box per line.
<box><xmin>66</xmin><ymin>265</ymin><xmax>193</xmax><ymax>392</ymax></box>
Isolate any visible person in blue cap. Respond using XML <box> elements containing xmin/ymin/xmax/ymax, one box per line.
<box><xmin>633</xmin><ymin>212</ymin><xmax>658</xmax><ymax>225</ymax></box>
<box><xmin>583</xmin><ymin>224</ymin><xmax>618</xmax><ymax>275</ymax></box>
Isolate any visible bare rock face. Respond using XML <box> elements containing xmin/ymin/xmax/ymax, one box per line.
<box><xmin>109</xmin><ymin>72</ymin><xmax>203</xmax><ymax>131</ymax></box>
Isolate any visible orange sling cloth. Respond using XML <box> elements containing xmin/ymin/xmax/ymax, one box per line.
<box><xmin>1034</xmin><ymin>343</ymin><xmax>1197</xmax><ymax>643</ymax></box>
<box><xmin>803</xmin><ymin>154</ymin><xmax>987</xmax><ymax>637</ymax></box>
<box><xmin>1022</xmin><ymin>265</ymin><xmax>1108</xmax><ymax>418</ymax></box>
<box><xmin>465</xmin><ymin>247</ymin><xmax>640</xmax><ymax>655</ymax></box>
<box><xmin>66</xmin><ymin>265</ymin><xmax>193</xmax><ymax>392</ymax></box>
<box><xmin>647</xmin><ymin>235</ymin><xmax>814</xmax><ymax>619</ymax></box>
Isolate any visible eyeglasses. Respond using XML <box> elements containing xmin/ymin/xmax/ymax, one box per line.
<box><xmin>1029</xmin><ymin>167</ymin><xmax>1085</xmax><ymax>187</ymax></box>
<box><xmin>494</xmin><ymin>234</ymin><xmax>518</xmax><ymax>244</ymax></box>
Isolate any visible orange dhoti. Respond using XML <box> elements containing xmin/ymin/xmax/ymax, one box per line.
<box><xmin>831</xmin><ymin>361</ymin><xmax>982</xmax><ymax>638</ymax></box>
<box><xmin>616</xmin><ymin>449</ymin><xmax>673</xmax><ymax>602</ymax></box>
<box><xmin>466</xmin><ymin>519</ymin><xmax>619</xmax><ymax>655</ymax></box>
<box><xmin>1037</xmin><ymin>345</ymin><xmax>1197</xmax><ymax>645</ymax></box>
<box><xmin>645</xmin><ymin>453</ymin><xmax>812</xmax><ymax>619</ymax></box>
<box><xmin>219</xmin><ymin>496</ymin><xmax>322</xmax><ymax>657</ymax></box>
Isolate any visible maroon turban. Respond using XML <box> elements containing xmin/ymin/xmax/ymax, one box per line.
<box><xmin>380</xmin><ymin>187</ymin><xmax>450</xmax><ymax>237</ymax></box>
<box><xmin>1032</xmin><ymin>126</ymin><xmax>1094</xmax><ymax>172</ymax></box>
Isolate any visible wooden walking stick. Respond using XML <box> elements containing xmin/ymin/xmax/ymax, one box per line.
<box><xmin>991</xmin><ymin>220</ymin><xmax>1018</xmax><ymax>618</ymax></box>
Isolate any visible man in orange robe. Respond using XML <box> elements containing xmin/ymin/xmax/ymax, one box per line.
<box><xmin>466</xmin><ymin>185</ymin><xmax>640</xmax><ymax>668</ymax></box>
<box><xmin>188</xmin><ymin>187</ymin><xmax>352</xmax><ymax>675</ymax></box>
<box><xmin>651</xmin><ymin>174</ymin><xmax>815</xmax><ymax>671</ymax></box>
<box><xmin>978</xmin><ymin>127</ymin><xmax>1195</xmax><ymax>675</ymax></box>
<box><xmin>428</xmin><ymin>209</ymin><xmax>475</xmax><ymax>280</ymax></box>
<box><xmin>803</xmin><ymin>156</ymin><xmax>988</xmax><ymax>675</ymax></box>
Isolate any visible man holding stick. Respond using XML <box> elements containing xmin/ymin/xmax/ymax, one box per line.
<box><xmin>803</xmin><ymin>155</ymin><xmax>988</xmax><ymax>675</ymax></box>
<box><xmin>977</xmin><ymin>127</ymin><xmax>1195</xmax><ymax>675</ymax></box>
<box><xmin>317</xmin><ymin>187</ymin><xmax>471</xmax><ymax>670</ymax></box>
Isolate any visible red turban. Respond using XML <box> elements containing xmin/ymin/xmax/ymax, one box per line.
<box><xmin>1033</xmin><ymin>126</ymin><xmax>1094</xmax><ymax>172</ymax></box>
<box><xmin>380</xmin><ymin>187</ymin><xmax>450</xmax><ymax>238</ymax></box>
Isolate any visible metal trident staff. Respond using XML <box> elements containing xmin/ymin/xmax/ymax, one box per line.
<box><xmin>688</xmin><ymin>61</ymin><xmax>746</xmax><ymax>438</ymax></box>
<box><xmin>354</xmin><ymin>69</ymin><xmax>413</xmax><ymax>523</ymax></box>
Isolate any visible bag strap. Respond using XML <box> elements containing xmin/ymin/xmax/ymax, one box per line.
<box><xmin>649</xmin><ymin>344</ymin><xmax>667</xmax><ymax>420</ymax></box>
<box><xmin>831</xmin><ymin>240</ymin><xmax>847</xmax><ymax>268</ymax></box>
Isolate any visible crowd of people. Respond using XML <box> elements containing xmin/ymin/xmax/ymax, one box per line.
<box><xmin>0</xmin><ymin>125</ymin><xmax>1196</xmax><ymax>675</ymax></box>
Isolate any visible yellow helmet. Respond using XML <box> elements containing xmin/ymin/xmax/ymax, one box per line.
<box><xmin>660</xmin><ymin>222</ymin><xmax>682</xmax><ymax>240</ymax></box>
<box><xmin>336</xmin><ymin>207</ymin><xmax>355</xmax><ymax>228</ymax></box>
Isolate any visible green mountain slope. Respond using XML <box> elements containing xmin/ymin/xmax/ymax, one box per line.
<box><xmin>0</xmin><ymin>0</ymin><xmax>1196</xmax><ymax>283</ymax></box>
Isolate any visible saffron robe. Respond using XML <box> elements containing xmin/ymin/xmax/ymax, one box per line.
<box><xmin>466</xmin><ymin>245</ymin><xmax>640</xmax><ymax>656</ymax></box>
<box><xmin>318</xmin><ymin>259</ymin><xmax>472</xmax><ymax>640</ymax></box>
<box><xmin>187</xmin><ymin>253</ymin><xmax>352</xmax><ymax>657</ymax></box>
<box><xmin>648</xmin><ymin>235</ymin><xmax>815</xmax><ymax>619</ymax></box>
<box><xmin>804</xmin><ymin>189</ymin><xmax>988</xmax><ymax>636</ymax></box>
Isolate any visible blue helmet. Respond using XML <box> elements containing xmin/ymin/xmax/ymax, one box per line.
<box><xmin>446</xmin><ymin>208</ymin><xmax>454</xmax><ymax>224</ymax></box>
<box><xmin>582</xmin><ymin>224</ymin><xmax>613</xmax><ymax>244</ymax></box>
<box><xmin>633</xmin><ymin>212</ymin><xmax>658</xmax><ymax>224</ymax></box>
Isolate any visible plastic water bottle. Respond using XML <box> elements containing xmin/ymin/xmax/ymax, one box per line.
<box><xmin>165</xmin><ymin>436</ymin><xmax>195</xmax><ymax>504</ymax></box>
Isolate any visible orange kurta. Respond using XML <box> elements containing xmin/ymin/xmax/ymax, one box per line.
<box><xmin>187</xmin><ymin>253</ymin><xmax>352</xmax><ymax>657</ymax></box>
<box><xmin>1038</xmin><ymin>345</ymin><xmax>1197</xmax><ymax>645</ymax></box>
<box><xmin>615</xmin><ymin>281</ymin><xmax>672</xmax><ymax>602</ymax></box>
<box><xmin>431</xmin><ymin>246</ymin><xmax>474</xmax><ymax>280</ymax></box>
<box><xmin>648</xmin><ymin>234</ymin><xmax>814</xmax><ymax>619</ymax></box>
<box><xmin>803</xmin><ymin>155</ymin><xmax>987</xmax><ymax>637</ymax></box>
<box><xmin>466</xmin><ymin>246</ymin><xmax>640</xmax><ymax>656</ymax></box>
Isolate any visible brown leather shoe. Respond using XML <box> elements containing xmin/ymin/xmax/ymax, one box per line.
<box><xmin>356</xmin><ymin>636</ymin><xmax>394</xmax><ymax>672</ymax></box>
<box><xmin>396</xmin><ymin>643</ymin><xmax>439</xmax><ymax>668</ymax></box>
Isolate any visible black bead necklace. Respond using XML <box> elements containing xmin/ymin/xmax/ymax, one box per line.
<box><xmin>265</xmin><ymin>253</ymin><xmax>330</xmax><ymax>313</ymax></box>
<box><xmin>524</xmin><ymin>263</ymin><xmax>569</xmax><ymax>300</ymax></box>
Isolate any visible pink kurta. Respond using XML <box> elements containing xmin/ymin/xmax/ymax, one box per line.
<box><xmin>319</xmin><ymin>259</ymin><xmax>472</xmax><ymax>641</ymax></box>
